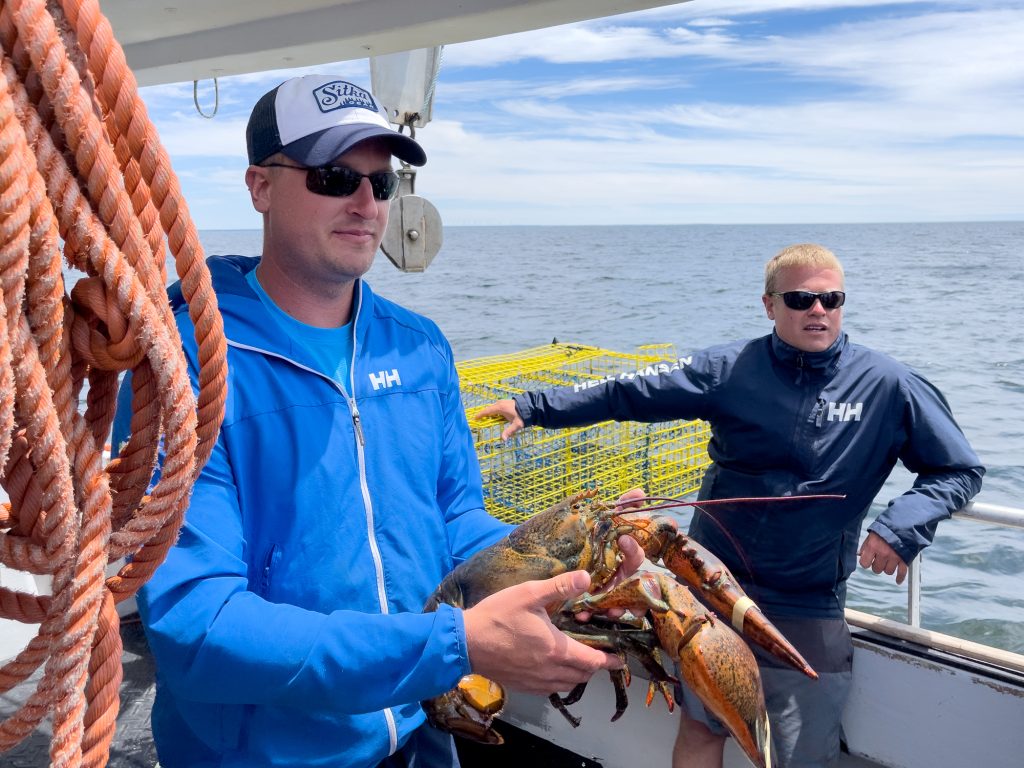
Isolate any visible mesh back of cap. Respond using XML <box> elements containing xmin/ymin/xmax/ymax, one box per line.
<box><xmin>246</xmin><ymin>86</ymin><xmax>284</xmax><ymax>165</ymax></box>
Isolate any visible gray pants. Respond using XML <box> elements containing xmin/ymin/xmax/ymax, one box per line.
<box><xmin>679</xmin><ymin>616</ymin><xmax>853</xmax><ymax>768</ymax></box>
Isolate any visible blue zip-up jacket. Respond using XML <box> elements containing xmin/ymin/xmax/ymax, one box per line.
<box><xmin>514</xmin><ymin>332</ymin><xmax>983</xmax><ymax>618</ymax></box>
<box><xmin>137</xmin><ymin>255</ymin><xmax>511</xmax><ymax>767</ymax></box>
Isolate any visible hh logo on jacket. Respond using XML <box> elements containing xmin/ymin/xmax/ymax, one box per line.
<box><xmin>369</xmin><ymin>369</ymin><xmax>401</xmax><ymax>390</ymax></box>
<box><xmin>827</xmin><ymin>401</ymin><xmax>863</xmax><ymax>422</ymax></box>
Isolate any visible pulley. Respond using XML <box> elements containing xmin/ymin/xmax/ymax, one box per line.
<box><xmin>372</xmin><ymin>48</ymin><xmax>444</xmax><ymax>273</ymax></box>
<box><xmin>380</xmin><ymin>168</ymin><xmax>442</xmax><ymax>273</ymax></box>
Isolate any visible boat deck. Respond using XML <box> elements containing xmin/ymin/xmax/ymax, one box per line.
<box><xmin>0</xmin><ymin>617</ymin><xmax>159</xmax><ymax>768</ymax></box>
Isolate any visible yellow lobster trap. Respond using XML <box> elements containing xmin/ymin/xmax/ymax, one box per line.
<box><xmin>458</xmin><ymin>342</ymin><xmax>712</xmax><ymax>524</ymax></box>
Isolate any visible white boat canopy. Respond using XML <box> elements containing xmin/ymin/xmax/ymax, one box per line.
<box><xmin>103</xmin><ymin>0</ymin><xmax>691</xmax><ymax>87</ymax></box>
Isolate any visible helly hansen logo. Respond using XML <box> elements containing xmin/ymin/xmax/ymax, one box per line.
<box><xmin>827</xmin><ymin>401</ymin><xmax>863</xmax><ymax>422</ymax></box>
<box><xmin>369</xmin><ymin>369</ymin><xmax>401</xmax><ymax>391</ymax></box>
<box><xmin>573</xmin><ymin>356</ymin><xmax>694</xmax><ymax>392</ymax></box>
<box><xmin>312</xmin><ymin>81</ymin><xmax>376</xmax><ymax>113</ymax></box>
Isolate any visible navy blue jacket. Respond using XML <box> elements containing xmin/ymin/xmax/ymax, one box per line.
<box><xmin>514</xmin><ymin>332</ymin><xmax>983</xmax><ymax>618</ymax></box>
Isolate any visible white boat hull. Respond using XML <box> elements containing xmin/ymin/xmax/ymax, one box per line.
<box><xmin>844</xmin><ymin>629</ymin><xmax>1024</xmax><ymax>768</ymax></box>
<box><xmin>497</xmin><ymin>623</ymin><xmax>1024</xmax><ymax>768</ymax></box>
<box><xmin>0</xmin><ymin>567</ymin><xmax>48</xmax><ymax>663</ymax></box>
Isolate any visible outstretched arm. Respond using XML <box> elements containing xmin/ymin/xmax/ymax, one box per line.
<box><xmin>474</xmin><ymin>352</ymin><xmax>717</xmax><ymax>441</ymax></box>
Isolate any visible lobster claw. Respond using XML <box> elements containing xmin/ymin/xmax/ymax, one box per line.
<box><xmin>620</xmin><ymin>514</ymin><xmax>818</xmax><ymax>680</ymax></box>
<box><xmin>576</xmin><ymin>573</ymin><xmax>772</xmax><ymax>768</ymax></box>
<box><xmin>423</xmin><ymin>674</ymin><xmax>506</xmax><ymax>745</ymax></box>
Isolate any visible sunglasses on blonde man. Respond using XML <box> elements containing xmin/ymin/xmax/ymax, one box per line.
<box><xmin>771</xmin><ymin>290</ymin><xmax>846</xmax><ymax>310</ymax></box>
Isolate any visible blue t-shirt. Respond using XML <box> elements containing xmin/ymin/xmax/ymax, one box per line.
<box><xmin>245</xmin><ymin>269</ymin><xmax>352</xmax><ymax>390</ymax></box>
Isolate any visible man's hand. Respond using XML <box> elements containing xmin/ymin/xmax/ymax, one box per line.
<box><xmin>608</xmin><ymin>487</ymin><xmax>647</xmax><ymax>586</ymax></box>
<box><xmin>858</xmin><ymin>531</ymin><xmax>909</xmax><ymax>585</ymax></box>
<box><xmin>576</xmin><ymin>487</ymin><xmax>649</xmax><ymax>621</ymax></box>
<box><xmin>473</xmin><ymin>399</ymin><xmax>524</xmax><ymax>440</ymax></box>
<box><xmin>462</xmin><ymin>571</ymin><xmax>624</xmax><ymax>694</ymax></box>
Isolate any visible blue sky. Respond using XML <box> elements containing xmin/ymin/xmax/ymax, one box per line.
<box><xmin>139</xmin><ymin>0</ymin><xmax>1024</xmax><ymax>229</ymax></box>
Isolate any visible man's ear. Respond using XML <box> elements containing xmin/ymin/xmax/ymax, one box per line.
<box><xmin>245</xmin><ymin>166</ymin><xmax>272</xmax><ymax>214</ymax></box>
<box><xmin>762</xmin><ymin>293</ymin><xmax>775</xmax><ymax>320</ymax></box>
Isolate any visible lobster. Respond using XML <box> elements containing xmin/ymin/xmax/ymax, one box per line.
<box><xmin>423</xmin><ymin>489</ymin><xmax>831</xmax><ymax>768</ymax></box>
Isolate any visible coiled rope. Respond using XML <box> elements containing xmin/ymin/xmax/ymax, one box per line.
<box><xmin>0</xmin><ymin>0</ymin><xmax>227</xmax><ymax>765</ymax></box>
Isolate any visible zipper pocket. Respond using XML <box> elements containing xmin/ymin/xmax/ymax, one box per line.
<box><xmin>260</xmin><ymin>544</ymin><xmax>281</xmax><ymax>596</ymax></box>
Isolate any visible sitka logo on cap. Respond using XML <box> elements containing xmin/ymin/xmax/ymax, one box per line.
<box><xmin>312</xmin><ymin>80</ymin><xmax>377</xmax><ymax>114</ymax></box>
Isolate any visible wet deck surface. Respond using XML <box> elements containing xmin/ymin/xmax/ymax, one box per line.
<box><xmin>0</xmin><ymin>616</ymin><xmax>159</xmax><ymax>768</ymax></box>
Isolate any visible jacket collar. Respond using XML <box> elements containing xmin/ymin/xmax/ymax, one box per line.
<box><xmin>172</xmin><ymin>254</ymin><xmax>371</xmax><ymax>365</ymax></box>
<box><xmin>769</xmin><ymin>330</ymin><xmax>847</xmax><ymax>378</ymax></box>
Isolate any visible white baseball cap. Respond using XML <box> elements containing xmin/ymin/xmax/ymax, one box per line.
<box><xmin>246</xmin><ymin>75</ymin><xmax>426</xmax><ymax>167</ymax></box>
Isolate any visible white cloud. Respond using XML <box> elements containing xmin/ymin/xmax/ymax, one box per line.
<box><xmin>632</xmin><ymin>0</ymin><xmax>992</xmax><ymax>22</ymax></box>
<box><xmin>739</xmin><ymin>11</ymin><xmax>1024</xmax><ymax>103</ymax></box>
<box><xmin>686</xmin><ymin>17</ymin><xmax>737</xmax><ymax>29</ymax></box>
<box><xmin>157</xmin><ymin>114</ymin><xmax>249</xmax><ymax>159</ymax></box>
<box><xmin>442</xmin><ymin>5</ymin><xmax>1024</xmax><ymax>111</ymax></box>
<box><xmin>135</xmin><ymin>1</ymin><xmax>1023</xmax><ymax>228</ymax></box>
<box><xmin>412</xmin><ymin>103</ymin><xmax>1021</xmax><ymax>226</ymax></box>
<box><xmin>443</xmin><ymin>19</ymin><xmax>740</xmax><ymax>68</ymax></box>
<box><xmin>436</xmin><ymin>74</ymin><xmax>688</xmax><ymax>104</ymax></box>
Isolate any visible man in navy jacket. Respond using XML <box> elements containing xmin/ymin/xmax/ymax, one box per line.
<box><xmin>476</xmin><ymin>243</ymin><xmax>983</xmax><ymax>768</ymax></box>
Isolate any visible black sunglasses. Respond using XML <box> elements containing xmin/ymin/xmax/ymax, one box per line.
<box><xmin>771</xmin><ymin>290</ymin><xmax>846</xmax><ymax>311</ymax></box>
<box><xmin>260</xmin><ymin>163</ymin><xmax>400</xmax><ymax>201</ymax></box>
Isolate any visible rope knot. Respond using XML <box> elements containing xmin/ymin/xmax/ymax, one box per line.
<box><xmin>69</xmin><ymin>276</ymin><xmax>145</xmax><ymax>369</ymax></box>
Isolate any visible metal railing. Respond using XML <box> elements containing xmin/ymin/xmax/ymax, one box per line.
<box><xmin>905</xmin><ymin>500</ymin><xmax>1024</xmax><ymax>627</ymax></box>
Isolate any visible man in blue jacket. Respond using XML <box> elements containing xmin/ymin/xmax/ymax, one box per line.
<box><xmin>131</xmin><ymin>75</ymin><xmax>643</xmax><ymax>768</ymax></box>
<box><xmin>475</xmin><ymin>243</ymin><xmax>984</xmax><ymax>768</ymax></box>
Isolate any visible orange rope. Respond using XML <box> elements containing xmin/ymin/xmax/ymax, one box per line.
<box><xmin>0</xmin><ymin>0</ymin><xmax>228</xmax><ymax>765</ymax></box>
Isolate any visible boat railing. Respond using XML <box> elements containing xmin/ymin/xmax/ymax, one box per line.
<box><xmin>846</xmin><ymin>499</ymin><xmax>1024</xmax><ymax>676</ymax></box>
<box><xmin>905</xmin><ymin>500</ymin><xmax>1024</xmax><ymax>627</ymax></box>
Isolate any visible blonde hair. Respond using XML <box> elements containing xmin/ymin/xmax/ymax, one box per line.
<box><xmin>764</xmin><ymin>243</ymin><xmax>844</xmax><ymax>294</ymax></box>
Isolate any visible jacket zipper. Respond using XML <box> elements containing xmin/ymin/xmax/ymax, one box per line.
<box><xmin>346</xmin><ymin>285</ymin><xmax>398</xmax><ymax>755</ymax></box>
<box><xmin>226</xmin><ymin>281</ymin><xmax>399</xmax><ymax>754</ymax></box>
<box><xmin>351</xmin><ymin>407</ymin><xmax>366</xmax><ymax>445</ymax></box>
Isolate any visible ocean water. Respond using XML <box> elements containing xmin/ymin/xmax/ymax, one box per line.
<box><xmin>199</xmin><ymin>222</ymin><xmax>1024</xmax><ymax>653</ymax></box>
